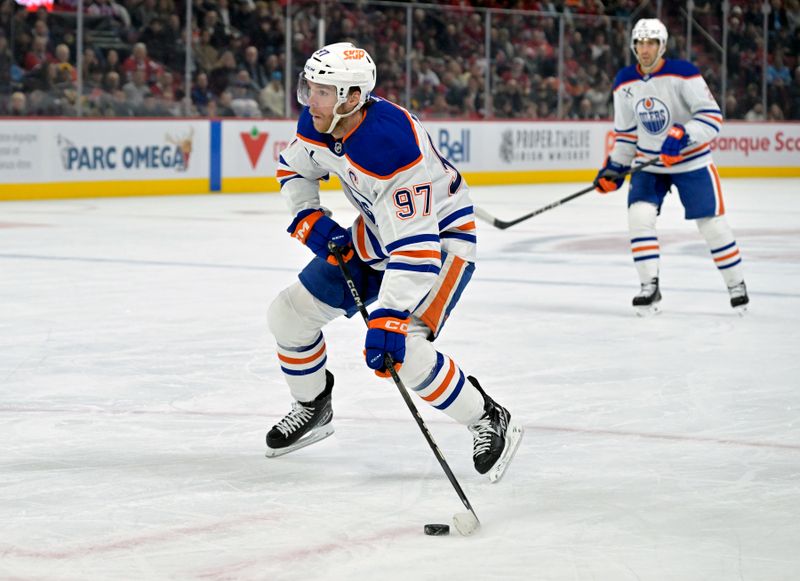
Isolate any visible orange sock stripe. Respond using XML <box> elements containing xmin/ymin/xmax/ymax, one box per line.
<box><xmin>714</xmin><ymin>249</ymin><xmax>739</xmax><ymax>262</ymax></box>
<box><xmin>278</xmin><ymin>343</ymin><xmax>326</xmax><ymax>365</ymax></box>
<box><xmin>632</xmin><ymin>245</ymin><xmax>659</xmax><ymax>252</ymax></box>
<box><xmin>422</xmin><ymin>359</ymin><xmax>456</xmax><ymax>402</ymax></box>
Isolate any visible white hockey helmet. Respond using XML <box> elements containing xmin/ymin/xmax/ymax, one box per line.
<box><xmin>298</xmin><ymin>42</ymin><xmax>377</xmax><ymax>134</ymax></box>
<box><xmin>630</xmin><ymin>18</ymin><xmax>668</xmax><ymax>61</ymax></box>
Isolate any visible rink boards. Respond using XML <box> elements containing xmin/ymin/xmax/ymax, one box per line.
<box><xmin>1</xmin><ymin>118</ymin><xmax>798</xmax><ymax>201</ymax></box>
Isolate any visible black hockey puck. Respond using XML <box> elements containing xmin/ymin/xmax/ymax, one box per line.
<box><xmin>424</xmin><ymin>523</ymin><xmax>450</xmax><ymax>536</ymax></box>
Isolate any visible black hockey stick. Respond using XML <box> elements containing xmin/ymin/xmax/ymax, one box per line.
<box><xmin>475</xmin><ymin>157</ymin><xmax>661</xmax><ymax>230</ymax></box>
<box><xmin>328</xmin><ymin>242</ymin><xmax>481</xmax><ymax>533</ymax></box>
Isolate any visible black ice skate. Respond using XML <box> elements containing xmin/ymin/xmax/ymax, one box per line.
<box><xmin>728</xmin><ymin>281</ymin><xmax>749</xmax><ymax>314</ymax></box>
<box><xmin>633</xmin><ymin>277</ymin><xmax>662</xmax><ymax>316</ymax></box>
<box><xmin>467</xmin><ymin>376</ymin><xmax>523</xmax><ymax>483</ymax></box>
<box><xmin>265</xmin><ymin>371</ymin><xmax>334</xmax><ymax>458</ymax></box>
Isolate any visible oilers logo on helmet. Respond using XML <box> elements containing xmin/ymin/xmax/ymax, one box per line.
<box><xmin>635</xmin><ymin>97</ymin><xmax>670</xmax><ymax>134</ymax></box>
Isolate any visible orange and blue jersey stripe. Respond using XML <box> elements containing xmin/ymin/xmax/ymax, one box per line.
<box><xmin>614</xmin><ymin>125</ymin><xmax>638</xmax><ymax>146</ymax></box>
<box><xmin>693</xmin><ymin>109</ymin><xmax>723</xmax><ymax>132</ymax></box>
<box><xmin>414</xmin><ymin>254</ymin><xmax>474</xmax><ymax>337</ymax></box>
<box><xmin>385</xmin><ymin>234</ymin><xmax>441</xmax><ymax>274</ymax></box>
<box><xmin>439</xmin><ymin>206</ymin><xmax>477</xmax><ymax>244</ymax></box>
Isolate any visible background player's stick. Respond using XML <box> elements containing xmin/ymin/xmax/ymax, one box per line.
<box><xmin>475</xmin><ymin>157</ymin><xmax>661</xmax><ymax>230</ymax></box>
<box><xmin>328</xmin><ymin>242</ymin><xmax>481</xmax><ymax>537</ymax></box>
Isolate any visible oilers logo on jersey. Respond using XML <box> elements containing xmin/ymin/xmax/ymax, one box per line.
<box><xmin>635</xmin><ymin>97</ymin><xmax>671</xmax><ymax>134</ymax></box>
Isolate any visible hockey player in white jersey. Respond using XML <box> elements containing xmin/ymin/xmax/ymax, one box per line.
<box><xmin>594</xmin><ymin>18</ymin><xmax>749</xmax><ymax>315</ymax></box>
<box><xmin>264</xmin><ymin>42</ymin><xmax>522</xmax><ymax>481</ymax></box>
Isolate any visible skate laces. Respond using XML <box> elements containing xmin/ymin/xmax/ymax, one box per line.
<box><xmin>275</xmin><ymin>402</ymin><xmax>314</xmax><ymax>437</ymax></box>
<box><xmin>469</xmin><ymin>415</ymin><xmax>500</xmax><ymax>457</ymax></box>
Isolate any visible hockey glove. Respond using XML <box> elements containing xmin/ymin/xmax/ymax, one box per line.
<box><xmin>288</xmin><ymin>208</ymin><xmax>354</xmax><ymax>265</ymax></box>
<box><xmin>594</xmin><ymin>158</ymin><xmax>629</xmax><ymax>193</ymax></box>
<box><xmin>364</xmin><ymin>308</ymin><xmax>410</xmax><ymax>378</ymax></box>
<box><xmin>660</xmin><ymin>124</ymin><xmax>689</xmax><ymax>167</ymax></box>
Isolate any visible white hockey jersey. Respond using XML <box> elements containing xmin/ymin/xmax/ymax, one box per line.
<box><xmin>276</xmin><ymin>97</ymin><xmax>476</xmax><ymax>313</ymax></box>
<box><xmin>609</xmin><ymin>59</ymin><xmax>722</xmax><ymax>174</ymax></box>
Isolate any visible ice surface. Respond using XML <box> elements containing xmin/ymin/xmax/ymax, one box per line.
<box><xmin>1</xmin><ymin>179</ymin><xmax>799</xmax><ymax>580</ymax></box>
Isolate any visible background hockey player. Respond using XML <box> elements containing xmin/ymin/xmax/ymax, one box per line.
<box><xmin>264</xmin><ymin>42</ymin><xmax>523</xmax><ymax>481</ymax></box>
<box><xmin>594</xmin><ymin>18</ymin><xmax>749</xmax><ymax>315</ymax></box>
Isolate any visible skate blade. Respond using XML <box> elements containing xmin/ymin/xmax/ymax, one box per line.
<box><xmin>488</xmin><ymin>421</ymin><xmax>524</xmax><ymax>483</ymax></box>
<box><xmin>265</xmin><ymin>424</ymin><xmax>334</xmax><ymax>458</ymax></box>
<box><xmin>733</xmin><ymin>305</ymin><xmax>748</xmax><ymax>316</ymax></box>
<box><xmin>635</xmin><ymin>303</ymin><xmax>661</xmax><ymax>317</ymax></box>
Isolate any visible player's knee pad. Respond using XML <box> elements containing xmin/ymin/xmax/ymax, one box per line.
<box><xmin>397</xmin><ymin>332</ymin><xmax>438</xmax><ymax>388</ymax></box>
<box><xmin>696</xmin><ymin>215</ymin><xmax>733</xmax><ymax>244</ymax></box>
<box><xmin>628</xmin><ymin>201</ymin><xmax>658</xmax><ymax>233</ymax></box>
<box><xmin>267</xmin><ymin>282</ymin><xmax>339</xmax><ymax>346</ymax></box>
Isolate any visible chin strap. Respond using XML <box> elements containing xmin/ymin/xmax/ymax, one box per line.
<box><xmin>323</xmin><ymin>101</ymin><xmax>365</xmax><ymax>134</ymax></box>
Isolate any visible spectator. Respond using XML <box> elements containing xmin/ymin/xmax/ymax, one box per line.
<box><xmin>768</xmin><ymin>103</ymin><xmax>786</xmax><ymax>120</ymax></box>
<box><xmin>150</xmin><ymin>70</ymin><xmax>175</xmax><ymax>98</ymax></box>
<box><xmin>53</xmin><ymin>44</ymin><xmax>77</xmax><ymax>82</ymax></box>
<box><xmin>109</xmin><ymin>89</ymin><xmax>135</xmax><ymax>117</ymax></box>
<box><xmin>0</xmin><ymin>34</ymin><xmax>14</xmax><ymax>92</ymax></box>
<box><xmin>102</xmin><ymin>49</ymin><xmax>122</xmax><ymax>76</ymax></box>
<box><xmin>7</xmin><ymin>91</ymin><xmax>27</xmax><ymax>115</ymax></box>
<box><xmin>767</xmin><ymin>51</ymin><xmax>792</xmax><ymax>84</ymax></box>
<box><xmin>193</xmin><ymin>29</ymin><xmax>219</xmax><ymax>74</ymax></box>
<box><xmin>204</xmin><ymin>10</ymin><xmax>230</xmax><ymax>49</ymax></box>
<box><xmin>132</xmin><ymin>0</ymin><xmax>159</xmax><ymax>32</ymax></box>
<box><xmin>136</xmin><ymin>91</ymin><xmax>170</xmax><ymax>116</ymax></box>
<box><xmin>241</xmin><ymin>45</ymin><xmax>269</xmax><ymax>90</ymax></box>
<box><xmin>791</xmin><ymin>66</ymin><xmax>800</xmax><ymax>118</ymax></box>
<box><xmin>23</xmin><ymin>36</ymin><xmax>53</xmax><ymax>72</ymax></box>
<box><xmin>139</xmin><ymin>17</ymin><xmax>172</xmax><ymax>67</ymax></box>
<box><xmin>214</xmin><ymin>89</ymin><xmax>236</xmax><ymax>117</ymax></box>
<box><xmin>191</xmin><ymin>71</ymin><xmax>214</xmax><ymax>114</ymax></box>
<box><xmin>230</xmin><ymin>74</ymin><xmax>260</xmax><ymax>117</ymax></box>
<box><xmin>259</xmin><ymin>70</ymin><xmax>284</xmax><ymax>117</ymax></box>
<box><xmin>87</xmin><ymin>0</ymin><xmax>131</xmax><ymax>31</ymax></box>
<box><xmin>122</xmin><ymin>43</ymin><xmax>163</xmax><ymax>84</ymax></box>
<box><xmin>122</xmin><ymin>68</ymin><xmax>150</xmax><ymax>108</ymax></box>
<box><xmin>745</xmin><ymin>102</ymin><xmax>766</xmax><ymax>121</ymax></box>
<box><xmin>209</xmin><ymin>49</ymin><xmax>237</xmax><ymax>95</ymax></box>
<box><xmin>426</xmin><ymin>90</ymin><xmax>453</xmax><ymax>118</ymax></box>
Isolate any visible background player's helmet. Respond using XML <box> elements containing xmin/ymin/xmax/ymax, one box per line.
<box><xmin>630</xmin><ymin>18</ymin><xmax>668</xmax><ymax>61</ymax></box>
<box><xmin>298</xmin><ymin>42</ymin><xmax>377</xmax><ymax>133</ymax></box>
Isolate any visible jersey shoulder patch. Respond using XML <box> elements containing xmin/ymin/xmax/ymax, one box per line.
<box><xmin>656</xmin><ymin>59</ymin><xmax>701</xmax><ymax>79</ymax></box>
<box><xmin>296</xmin><ymin>108</ymin><xmax>331</xmax><ymax>147</ymax></box>
<box><xmin>344</xmin><ymin>99</ymin><xmax>422</xmax><ymax>179</ymax></box>
<box><xmin>613</xmin><ymin>65</ymin><xmax>641</xmax><ymax>91</ymax></box>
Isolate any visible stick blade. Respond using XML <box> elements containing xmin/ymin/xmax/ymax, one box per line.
<box><xmin>453</xmin><ymin>511</ymin><xmax>480</xmax><ymax>536</ymax></box>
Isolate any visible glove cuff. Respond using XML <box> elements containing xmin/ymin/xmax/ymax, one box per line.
<box><xmin>288</xmin><ymin>209</ymin><xmax>324</xmax><ymax>242</ymax></box>
<box><xmin>667</xmin><ymin>124</ymin><xmax>686</xmax><ymax>140</ymax></box>
<box><xmin>368</xmin><ymin>308</ymin><xmax>410</xmax><ymax>334</ymax></box>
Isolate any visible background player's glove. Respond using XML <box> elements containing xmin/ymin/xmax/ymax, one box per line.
<box><xmin>288</xmin><ymin>208</ymin><xmax>354</xmax><ymax>265</ymax></box>
<box><xmin>660</xmin><ymin>124</ymin><xmax>689</xmax><ymax>167</ymax></box>
<box><xmin>365</xmin><ymin>308</ymin><xmax>410</xmax><ymax>378</ymax></box>
<box><xmin>594</xmin><ymin>158</ymin><xmax>629</xmax><ymax>193</ymax></box>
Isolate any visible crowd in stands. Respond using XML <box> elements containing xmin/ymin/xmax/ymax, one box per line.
<box><xmin>1</xmin><ymin>0</ymin><xmax>798</xmax><ymax>120</ymax></box>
